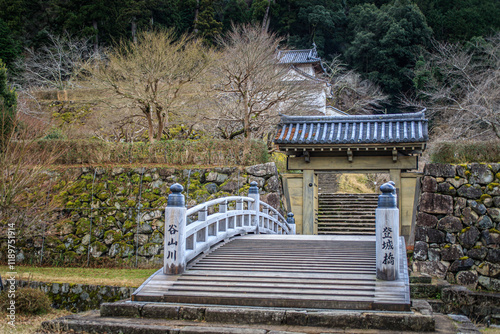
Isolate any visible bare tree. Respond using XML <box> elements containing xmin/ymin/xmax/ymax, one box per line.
<box><xmin>325</xmin><ymin>57</ymin><xmax>388</xmax><ymax>115</ymax></box>
<box><xmin>18</xmin><ymin>32</ymin><xmax>100</xmax><ymax>90</ymax></box>
<box><xmin>209</xmin><ymin>24</ymin><xmax>311</xmax><ymax>140</ymax></box>
<box><xmin>407</xmin><ymin>34</ymin><xmax>500</xmax><ymax>140</ymax></box>
<box><xmin>84</xmin><ymin>30</ymin><xmax>213</xmax><ymax>142</ymax></box>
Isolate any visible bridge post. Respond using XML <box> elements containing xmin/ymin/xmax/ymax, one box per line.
<box><xmin>164</xmin><ymin>183</ymin><xmax>186</xmax><ymax>275</ymax></box>
<box><xmin>248</xmin><ymin>181</ymin><xmax>260</xmax><ymax>234</ymax></box>
<box><xmin>287</xmin><ymin>212</ymin><xmax>296</xmax><ymax>235</ymax></box>
<box><xmin>376</xmin><ymin>182</ymin><xmax>399</xmax><ymax>281</ymax></box>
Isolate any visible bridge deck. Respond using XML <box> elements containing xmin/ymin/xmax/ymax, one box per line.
<box><xmin>132</xmin><ymin>235</ymin><xmax>410</xmax><ymax>311</ymax></box>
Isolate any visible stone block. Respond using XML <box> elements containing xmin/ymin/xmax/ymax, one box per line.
<box><xmin>437</xmin><ymin>182</ymin><xmax>456</xmax><ymax>196</ymax></box>
<box><xmin>245</xmin><ymin>162</ymin><xmax>277</xmax><ymax>177</ymax></box>
<box><xmin>179</xmin><ymin>306</ymin><xmax>205</xmax><ymax>321</ymax></box>
<box><xmin>482</xmin><ymin>230</ymin><xmax>500</xmax><ymax>246</ymax></box>
<box><xmin>416</xmin><ymin>212</ymin><xmax>438</xmax><ymax>228</ymax></box>
<box><xmin>494</xmin><ymin>196</ymin><xmax>500</xmax><ymax>207</ymax></box>
<box><xmin>437</xmin><ymin>216</ymin><xmax>463</xmax><ymax>233</ymax></box>
<box><xmin>469</xmin><ymin>163</ymin><xmax>494</xmax><ymax>185</ymax></box>
<box><xmin>468</xmin><ymin>200</ymin><xmax>487</xmax><ymax>215</ymax></box>
<box><xmin>284</xmin><ymin>310</ymin><xmax>308</xmax><ymax>326</ymax></box>
<box><xmin>100</xmin><ymin>302</ymin><xmax>142</xmax><ymax>317</ymax></box>
<box><xmin>478</xmin><ymin>276</ymin><xmax>500</xmax><ymax>291</ymax></box>
<box><xmin>428</xmin><ymin>248</ymin><xmax>441</xmax><ymax>261</ymax></box>
<box><xmin>478</xmin><ymin>216</ymin><xmax>494</xmax><ymax>230</ymax></box>
<box><xmin>457</xmin><ymin>185</ymin><xmax>483</xmax><ymax>199</ymax></box>
<box><xmin>306</xmin><ymin>311</ymin><xmax>360</xmax><ymax>328</ymax></box>
<box><xmin>488</xmin><ymin>208</ymin><xmax>500</xmax><ymax>222</ymax></box>
<box><xmin>420</xmin><ymin>193</ymin><xmax>453</xmax><ymax>215</ymax></box>
<box><xmin>205</xmin><ymin>307</ymin><xmax>284</xmax><ymax>325</ymax></box>
<box><xmin>468</xmin><ymin>246</ymin><xmax>488</xmax><ymax>260</ymax></box>
<box><xmin>427</xmin><ymin>229</ymin><xmax>446</xmax><ymax>243</ymax></box>
<box><xmin>414</xmin><ymin>241</ymin><xmax>428</xmax><ymax>261</ymax></box>
<box><xmin>413</xmin><ymin>261</ymin><xmax>449</xmax><ymax>279</ymax></box>
<box><xmin>142</xmin><ymin>304</ymin><xmax>179</xmax><ymax>319</ymax></box>
<box><xmin>486</xmin><ymin>249</ymin><xmax>500</xmax><ymax>263</ymax></box>
<box><xmin>265</xmin><ymin>175</ymin><xmax>280</xmax><ymax>192</ymax></box>
<box><xmin>447</xmin><ymin>177</ymin><xmax>467</xmax><ymax>189</ymax></box>
<box><xmin>446</xmin><ymin>232</ymin><xmax>456</xmax><ymax>244</ymax></box>
<box><xmin>456</xmin><ymin>270</ymin><xmax>478</xmax><ymax>290</ymax></box>
<box><xmin>449</xmin><ymin>258</ymin><xmax>474</xmax><ymax>272</ymax></box>
<box><xmin>363</xmin><ymin>313</ymin><xmax>435</xmax><ymax>332</ymax></box>
<box><xmin>422</xmin><ymin>176</ymin><xmax>437</xmax><ymax>193</ymax></box>
<box><xmin>424</xmin><ymin>164</ymin><xmax>456</xmax><ymax>178</ymax></box>
<box><xmin>441</xmin><ymin>244</ymin><xmax>464</xmax><ymax>261</ymax></box>
<box><xmin>461</xmin><ymin>207</ymin><xmax>479</xmax><ymax>226</ymax></box>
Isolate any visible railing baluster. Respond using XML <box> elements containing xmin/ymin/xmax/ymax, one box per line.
<box><xmin>236</xmin><ymin>199</ymin><xmax>243</xmax><ymax>227</ymax></box>
<box><xmin>262</xmin><ymin>206</ymin><xmax>269</xmax><ymax>232</ymax></box>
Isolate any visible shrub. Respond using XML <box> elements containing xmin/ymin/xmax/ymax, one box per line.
<box><xmin>0</xmin><ymin>287</ymin><xmax>52</xmax><ymax>315</ymax></box>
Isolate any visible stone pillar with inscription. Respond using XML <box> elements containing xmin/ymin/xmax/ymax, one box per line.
<box><xmin>248</xmin><ymin>181</ymin><xmax>260</xmax><ymax>233</ymax></box>
<box><xmin>376</xmin><ymin>182</ymin><xmax>399</xmax><ymax>281</ymax></box>
<box><xmin>164</xmin><ymin>183</ymin><xmax>186</xmax><ymax>275</ymax></box>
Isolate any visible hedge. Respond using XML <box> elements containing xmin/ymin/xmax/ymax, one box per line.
<box><xmin>429</xmin><ymin>140</ymin><xmax>500</xmax><ymax>163</ymax></box>
<box><xmin>13</xmin><ymin>139</ymin><xmax>269</xmax><ymax>166</ymax></box>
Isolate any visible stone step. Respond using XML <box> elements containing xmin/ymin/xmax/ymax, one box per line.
<box><xmin>317</xmin><ymin>193</ymin><xmax>379</xmax><ymax>235</ymax></box>
<box><xmin>41</xmin><ymin>302</ymin><xmax>478</xmax><ymax>334</ymax></box>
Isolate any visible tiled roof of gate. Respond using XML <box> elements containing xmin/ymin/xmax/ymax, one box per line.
<box><xmin>275</xmin><ymin>111</ymin><xmax>428</xmax><ymax>145</ymax></box>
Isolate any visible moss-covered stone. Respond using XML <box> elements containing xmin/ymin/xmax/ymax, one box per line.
<box><xmin>75</xmin><ymin>218</ymin><xmax>91</xmax><ymax>236</ymax></box>
<box><xmin>131</xmin><ymin>174</ymin><xmax>141</xmax><ymax>184</ymax></box>
<box><xmin>105</xmin><ymin>216</ymin><xmax>117</xmax><ymax>228</ymax></box>
<box><xmin>122</xmin><ymin>220</ymin><xmax>135</xmax><ymax>231</ymax></box>
<box><xmin>151</xmin><ymin>197</ymin><xmax>167</xmax><ymax>207</ymax></box>
<box><xmin>67</xmin><ymin>180</ymin><xmax>87</xmax><ymax>195</ymax></box>
<box><xmin>79</xmin><ymin>192</ymin><xmax>91</xmax><ymax>202</ymax></box>
<box><xmin>104</xmin><ymin>230</ymin><xmax>123</xmax><ymax>245</ymax></box>
<box><xmin>126</xmin><ymin>199</ymin><xmax>136</xmax><ymax>207</ymax></box>
<box><xmin>96</xmin><ymin>191</ymin><xmax>110</xmax><ymax>201</ymax></box>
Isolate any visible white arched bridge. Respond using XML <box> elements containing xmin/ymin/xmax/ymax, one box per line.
<box><xmin>132</xmin><ymin>182</ymin><xmax>410</xmax><ymax>311</ymax></box>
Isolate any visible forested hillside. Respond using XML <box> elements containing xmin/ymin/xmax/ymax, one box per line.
<box><xmin>0</xmin><ymin>0</ymin><xmax>499</xmax><ymax>145</ymax></box>
<box><xmin>1</xmin><ymin>0</ymin><xmax>499</xmax><ymax>96</ymax></box>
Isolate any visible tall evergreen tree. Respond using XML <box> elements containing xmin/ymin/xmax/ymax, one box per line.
<box><xmin>345</xmin><ymin>1</ymin><xmax>432</xmax><ymax>96</ymax></box>
<box><xmin>0</xmin><ymin>19</ymin><xmax>20</xmax><ymax>70</ymax></box>
<box><xmin>0</xmin><ymin>60</ymin><xmax>16</xmax><ymax>151</ymax></box>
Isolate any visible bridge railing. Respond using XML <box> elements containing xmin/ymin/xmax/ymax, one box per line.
<box><xmin>163</xmin><ymin>181</ymin><xmax>295</xmax><ymax>275</ymax></box>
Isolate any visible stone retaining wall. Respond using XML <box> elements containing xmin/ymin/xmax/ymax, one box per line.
<box><xmin>16</xmin><ymin>280</ymin><xmax>135</xmax><ymax>313</ymax></box>
<box><xmin>413</xmin><ymin>163</ymin><xmax>500</xmax><ymax>292</ymax></box>
<box><xmin>0</xmin><ymin>163</ymin><xmax>282</xmax><ymax>267</ymax></box>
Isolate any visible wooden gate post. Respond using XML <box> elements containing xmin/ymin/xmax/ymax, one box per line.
<box><xmin>164</xmin><ymin>183</ymin><xmax>186</xmax><ymax>275</ymax></box>
<box><xmin>376</xmin><ymin>182</ymin><xmax>399</xmax><ymax>281</ymax></box>
<box><xmin>248</xmin><ymin>181</ymin><xmax>260</xmax><ymax>233</ymax></box>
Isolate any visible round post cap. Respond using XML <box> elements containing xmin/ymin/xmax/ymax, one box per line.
<box><xmin>167</xmin><ymin>183</ymin><xmax>185</xmax><ymax>207</ymax></box>
<box><xmin>249</xmin><ymin>181</ymin><xmax>259</xmax><ymax>194</ymax></box>
<box><xmin>287</xmin><ymin>212</ymin><xmax>295</xmax><ymax>224</ymax></box>
<box><xmin>378</xmin><ymin>182</ymin><xmax>397</xmax><ymax>208</ymax></box>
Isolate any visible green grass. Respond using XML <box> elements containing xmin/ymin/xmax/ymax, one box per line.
<box><xmin>0</xmin><ymin>265</ymin><xmax>157</xmax><ymax>287</ymax></box>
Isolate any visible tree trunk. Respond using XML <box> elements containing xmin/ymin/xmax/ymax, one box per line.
<box><xmin>145</xmin><ymin>106</ymin><xmax>155</xmax><ymax>142</ymax></box>
<box><xmin>261</xmin><ymin>0</ymin><xmax>273</xmax><ymax>33</ymax></box>
<box><xmin>156</xmin><ymin>108</ymin><xmax>167</xmax><ymax>141</ymax></box>
<box><xmin>193</xmin><ymin>0</ymin><xmax>200</xmax><ymax>33</ymax></box>
<box><xmin>243</xmin><ymin>93</ymin><xmax>251</xmax><ymax>138</ymax></box>
<box><xmin>131</xmin><ymin>16</ymin><xmax>137</xmax><ymax>43</ymax></box>
<box><xmin>93</xmin><ymin>20</ymin><xmax>99</xmax><ymax>53</ymax></box>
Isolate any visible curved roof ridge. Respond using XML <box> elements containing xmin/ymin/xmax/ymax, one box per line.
<box><xmin>280</xmin><ymin>111</ymin><xmax>426</xmax><ymax>123</ymax></box>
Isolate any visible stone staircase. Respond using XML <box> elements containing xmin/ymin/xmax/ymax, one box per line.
<box><xmin>318</xmin><ymin>193</ymin><xmax>378</xmax><ymax>235</ymax></box>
